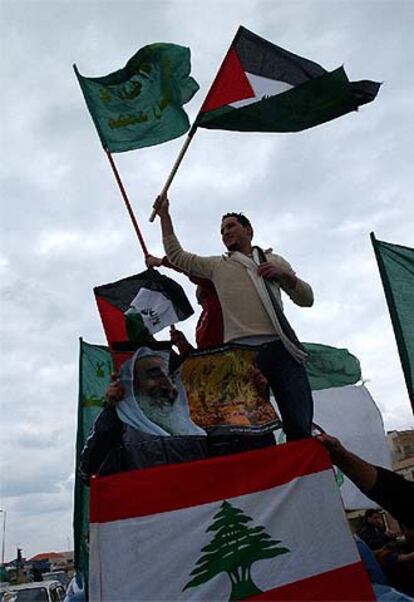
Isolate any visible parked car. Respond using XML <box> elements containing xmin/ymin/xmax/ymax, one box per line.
<box><xmin>0</xmin><ymin>580</ymin><xmax>65</xmax><ymax>602</ymax></box>
<box><xmin>40</xmin><ymin>574</ymin><xmax>68</xmax><ymax>589</ymax></box>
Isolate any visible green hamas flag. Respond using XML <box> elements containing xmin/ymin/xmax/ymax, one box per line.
<box><xmin>74</xmin><ymin>339</ymin><xmax>113</xmax><ymax>579</ymax></box>
<box><xmin>196</xmin><ymin>26</ymin><xmax>380</xmax><ymax>133</ymax></box>
<box><xmin>303</xmin><ymin>343</ymin><xmax>361</xmax><ymax>391</ymax></box>
<box><xmin>371</xmin><ymin>233</ymin><xmax>414</xmax><ymax>412</ymax></box>
<box><xmin>74</xmin><ymin>43</ymin><xmax>199</xmax><ymax>152</ymax></box>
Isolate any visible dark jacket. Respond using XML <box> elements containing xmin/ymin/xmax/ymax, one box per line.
<box><xmin>376</xmin><ymin>541</ymin><xmax>414</xmax><ymax>597</ymax></box>
<box><xmin>79</xmin><ymin>406</ymin><xmax>209</xmax><ymax>482</ymax></box>
<box><xmin>367</xmin><ymin>466</ymin><xmax>414</xmax><ymax>528</ymax></box>
<box><xmin>357</xmin><ymin>523</ymin><xmax>393</xmax><ymax>552</ymax></box>
<box><xmin>79</xmin><ymin>406</ymin><xmax>276</xmax><ymax>483</ymax></box>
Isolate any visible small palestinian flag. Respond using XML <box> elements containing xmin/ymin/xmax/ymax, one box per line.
<box><xmin>89</xmin><ymin>440</ymin><xmax>374</xmax><ymax>601</ymax></box>
<box><xmin>196</xmin><ymin>26</ymin><xmax>380</xmax><ymax>132</ymax></box>
<box><xmin>94</xmin><ymin>269</ymin><xmax>194</xmax><ymax>348</ymax></box>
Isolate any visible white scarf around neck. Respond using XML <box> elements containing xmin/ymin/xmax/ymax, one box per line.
<box><xmin>231</xmin><ymin>249</ymin><xmax>307</xmax><ymax>364</ymax></box>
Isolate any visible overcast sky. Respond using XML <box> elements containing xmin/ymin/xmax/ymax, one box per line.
<box><xmin>1</xmin><ymin>0</ymin><xmax>413</xmax><ymax>561</ymax></box>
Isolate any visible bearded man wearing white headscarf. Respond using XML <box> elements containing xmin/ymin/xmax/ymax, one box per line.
<box><xmin>80</xmin><ymin>347</ymin><xmax>206</xmax><ymax>481</ymax></box>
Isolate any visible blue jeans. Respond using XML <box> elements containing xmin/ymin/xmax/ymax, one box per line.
<box><xmin>256</xmin><ymin>340</ymin><xmax>313</xmax><ymax>441</ymax></box>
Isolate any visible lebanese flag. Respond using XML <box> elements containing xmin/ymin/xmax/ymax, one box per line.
<box><xmin>196</xmin><ymin>26</ymin><xmax>380</xmax><ymax>133</ymax></box>
<box><xmin>89</xmin><ymin>440</ymin><xmax>373</xmax><ymax>601</ymax></box>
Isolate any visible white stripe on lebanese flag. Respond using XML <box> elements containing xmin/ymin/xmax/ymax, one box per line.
<box><xmin>89</xmin><ymin>440</ymin><xmax>373</xmax><ymax>601</ymax></box>
<box><xmin>230</xmin><ymin>72</ymin><xmax>293</xmax><ymax>109</ymax></box>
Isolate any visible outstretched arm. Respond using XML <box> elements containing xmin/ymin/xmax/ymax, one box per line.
<box><xmin>145</xmin><ymin>254</ymin><xmax>164</xmax><ymax>269</ymax></box>
<box><xmin>318</xmin><ymin>433</ymin><xmax>414</xmax><ymax>528</ymax></box>
<box><xmin>170</xmin><ymin>327</ymin><xmax>194</xmax><ymax>356</ymax></box>
<box><xmin>317</xmin><ymin>433</ymin><xmax>377</xmax><ymax>491</ymax></box>
<box><xmin>145</xmin><ymin>253</ymin><xmax>188</xmax><ymax>276</ymax></box>
<box><xmin>153</xmin><ymin>193</ymin><xmax>174</xmax><ymax>238</ymax></box>
<box><xmin>152</xmin><ymin>193</ymin><xmax>218</xmax><ymax>279</ymax></box>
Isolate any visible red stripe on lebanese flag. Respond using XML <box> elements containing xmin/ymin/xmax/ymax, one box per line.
<box><xmin>199</xmin><ymin>46</ymin><xmax>255</xmax><ymax>113</ymax></box>
<box><xmin>249</xmin><ymin>562</ymin><xmax>374</xmax><ymax>601</ymax></box>
<box><xmin>90</xmin><ymin>439</ymin><xmax>331</xmax><ymax>523</ymax></box>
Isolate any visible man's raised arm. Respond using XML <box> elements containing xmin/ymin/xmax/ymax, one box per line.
<box><xmin>152</xmin><ymin>194</ymin><xmax>218</xmax><ymax>280</ymax></box>
<box><xmin>153</xmin><ymin>193</ymin><xmax>175</xmax><ymax>238</ymax></box>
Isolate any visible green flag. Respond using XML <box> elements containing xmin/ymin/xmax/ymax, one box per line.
<box><xmin>371</xmin><ymin>233</ymin><xmax>414</xmax><ymax>412</ymax></box>
<box><xmin>74</xmin><ymin>43</ymin><xmax>199</xmax><ymax>152</ymax></box>
<box><xmin>303</xmin><ymin>343</ymin><xmax>361</xmax><ymax>391</ymax></box>
<box><xmin>73</xmin><ymin>339</ymin><xmax>113</xmax><ymax>579</ymax></box>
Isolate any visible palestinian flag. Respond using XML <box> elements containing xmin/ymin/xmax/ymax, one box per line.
<box><xmin>89</xmin><ymin>440</ymin><xmax>373</xmax><ymax>601</ymax></box>
<box><xmin>94</xmin><ymin>269</ymin><xmax>194</xmax><ymax>348</ymax></box>
<box><xmin>196</xmin><ymin>26</ymin><xmax>380</xmax><ymax>132</ymax></box>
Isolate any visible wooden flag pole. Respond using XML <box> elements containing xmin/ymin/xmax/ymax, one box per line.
<box><xmin>149</xmin><ymin>124</ymin><xmax>198</xmax><ymax>222</ymax></box>
<box><xmin>105</xmin><ymin>149</ymin><xmax>149</xmax><ymax>256</ymax></box>
<box><xmin>148</xmin><ymin>30</ymin><xmax>241</xmax><ymax>223</ymax></box>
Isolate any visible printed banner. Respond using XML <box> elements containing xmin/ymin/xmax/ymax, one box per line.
<box><xmin>116</xmin><ymin>345</ymin><xmax>280</xmax><ymax>437</ymax></box>
<box><xmin>181</xmin><ymin>346</ymin><xmax>280</xmax><ymax>434</ymax></box>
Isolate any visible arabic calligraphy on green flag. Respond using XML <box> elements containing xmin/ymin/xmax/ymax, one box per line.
<box><xmin>74</xmin><ymin>43</ymin><xmax>199</xmax><ymax>152</ymax></box>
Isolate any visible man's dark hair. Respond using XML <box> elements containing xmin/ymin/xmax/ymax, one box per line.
<box><xmin>221</xmin><ymin>212</ymin><xmax>252</xmax><ymax>229</ymax></box>
<box><xmin>364</xmin><ymin>509</ymin><xmax>380</xmax><ymax>521</ymax></box>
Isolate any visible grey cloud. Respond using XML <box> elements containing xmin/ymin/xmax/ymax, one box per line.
<box><xmin>1</xmin><ymin>0</ymin><xmax>413</xmax><ymax>562</ymax></box>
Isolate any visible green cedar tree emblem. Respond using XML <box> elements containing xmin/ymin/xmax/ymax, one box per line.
<box><xmin>183</xmin><ymin>500</ymin><xmax>290</xmax><ymax>601</ymax></box>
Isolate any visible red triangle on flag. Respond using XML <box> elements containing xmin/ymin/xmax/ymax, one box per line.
<box><xmin>199</xmin><ymin>46</ymin><xmax>255</xmax><ymax>114</ymax></box>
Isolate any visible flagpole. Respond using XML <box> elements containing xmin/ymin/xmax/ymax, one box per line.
<box><xmin>148</xmin><ymin>29</ymin><xmax>242</xmax><ymax>223</ymax></box>
<box><xmin>105</xmin><ymin>149</ymin><xmax>149</xmax><ymax>256</ymax></box>
<box><xmin>148</xmin><ymin>124</ymin><xmax>197</xmax><ymax>222</ymax></box>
